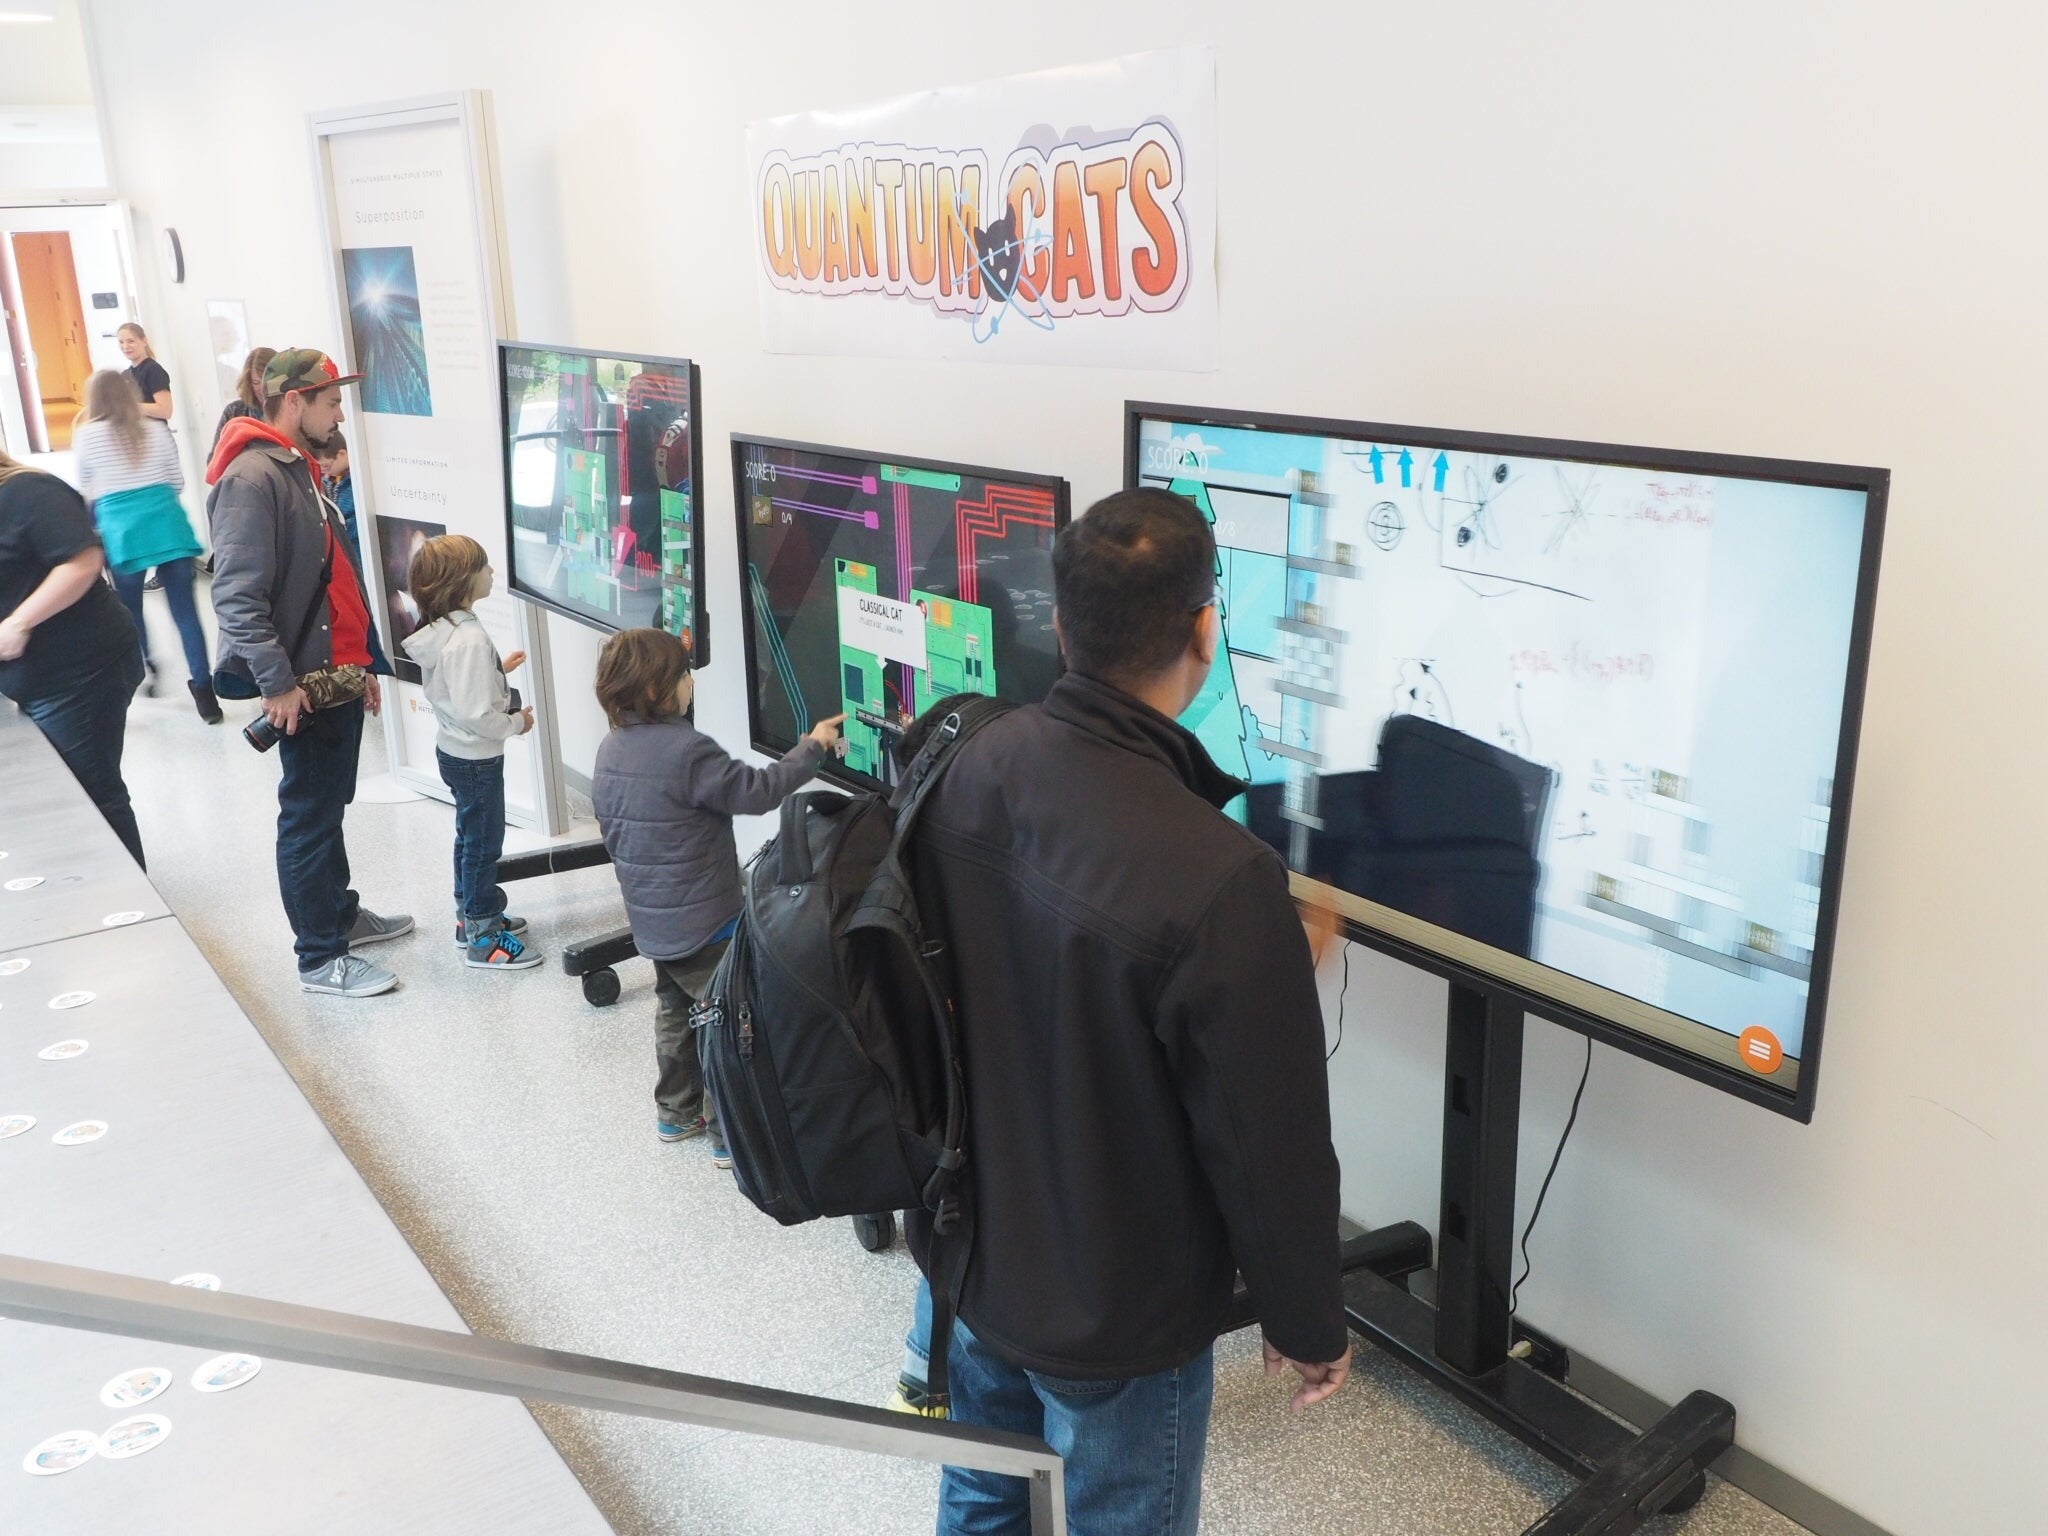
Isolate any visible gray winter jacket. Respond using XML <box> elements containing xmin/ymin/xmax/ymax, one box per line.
<box><xmin>592</xmin><ymin>713</ymin><xmax>825</xmax><ymax>961</ymax></box>
<box><xmin>206</xmin><ymin>435</ymin><xmax>370</xmax><ymax>698</ymax></box>
<box><xmin>400</xmin><ymin>610</ymin><xmax>523</xmax><ymax>760</ymax></box>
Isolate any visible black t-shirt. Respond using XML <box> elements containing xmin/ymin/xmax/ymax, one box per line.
<box><xmin>0</xmin><ymin>473</ymin><xmax>138</xmax><ymax>702</ymax></box>
<box><xmin>128</xmin><ymin>357</ymin><xmax>171</xmax><ymax>405</ymax></box>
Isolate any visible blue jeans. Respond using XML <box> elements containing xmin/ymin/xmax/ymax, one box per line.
<box><xmin>18</xmin><ymin>645</ymin><xmax>146</xmax><ymax>868</ymax></box>
<box><xmin>111</xmin><ymin>558</ymin><xmax>210</xmax><ymax>686</ymax></box>
<box><xmin>436</xmin><ymin>750</ymin><xmax>507</xmax><ymax>928</ymax></box>
<box><xmin>277</xmin><ymin>697</ymin><xmax>364</xmax><ymax>970</ymax></box>
<box><xmin>938</xmin><ymin>1320</ymin><xmax>1214</xmax><ymax>1536</ymax></box>
<box><xmin>903</xmin><ymin>1277</ymin><xmax>935</xmax><ymax>1387</ymax></box>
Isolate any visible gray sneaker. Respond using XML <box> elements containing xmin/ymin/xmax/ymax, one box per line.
<box><xmin>299</xmin><ymin>953</ymin><xmax>399</xmax><ymax>997</ymax></box>
<box><xmin>348</xmin><ymin>908</ymin><xmax>415</xmax><ymax>948</ymax></box>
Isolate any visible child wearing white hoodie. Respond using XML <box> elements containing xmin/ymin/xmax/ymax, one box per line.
<box><xmin>399</xmin><ymin>534</ymin><xmax>541</xmax><ymax>970</ymax></box>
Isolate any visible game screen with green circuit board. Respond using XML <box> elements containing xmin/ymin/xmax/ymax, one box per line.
<box><xmin>733</xmin><ymin>436</ymin><xmax>1068</xmax><ymax>785</ymax></box>
<box><xmin>500</xmin><ymin>343</ymin><xmax>706</xmax><ymax>661</ymax></box>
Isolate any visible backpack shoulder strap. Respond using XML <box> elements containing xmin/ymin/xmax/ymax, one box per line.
<box><xmin>888</xmin><ymin>694</ymin><xmax>1014</xmax><ymax>845</ymax></box>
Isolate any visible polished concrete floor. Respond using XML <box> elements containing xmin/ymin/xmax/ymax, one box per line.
<box><xmin>108</xmin><ymin>586</ymin><xmax>1817</xmax><ymax>1536</ymax></box>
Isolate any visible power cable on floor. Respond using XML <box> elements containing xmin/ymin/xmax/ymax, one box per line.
<box><xmin>1509</xmin><ymin>1034</ymin><xmax>1593</xmax><ymax>1317</ymax></box>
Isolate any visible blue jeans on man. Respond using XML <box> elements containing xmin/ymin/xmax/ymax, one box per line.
<box><xmin>277</xmin><ymin>697</ymin><xmax>365</xmax><ymax>971</ymax></box>
<box><xmin>436</xmin><ymin>749</ymin><xmax>508</xmax><ymax>931</ymax></box>
<box><xmin>937</xmin><ymin>1318</ymin><xmax>1214</xmax><ymax>1536</ymax></box>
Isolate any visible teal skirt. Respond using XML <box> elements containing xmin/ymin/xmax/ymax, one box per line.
<box><xmin>94</xmin><ymin>482</ymin><xmax>202</xmax><ymax>576</ymax></box>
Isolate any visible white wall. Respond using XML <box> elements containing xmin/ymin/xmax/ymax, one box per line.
<box><xmin>78</xmin><ymin>5</ymin><xmax>2048</xmax><ymax>1534</ymax></box>
<box><xmin>0</xmin><ymin>2</ymin><xmax>93</xmax><ymax>106</ymax></box>
<box><xmin>0</xmin><ymin>2</ymin><xmax>106</xmax><ymax>193</ymax></box>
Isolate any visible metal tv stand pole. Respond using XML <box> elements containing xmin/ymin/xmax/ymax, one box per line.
<box><xmin>1346</xmin><ymin>980</ymin><xmax>1736</xmax><ymax>1534</ymax></box>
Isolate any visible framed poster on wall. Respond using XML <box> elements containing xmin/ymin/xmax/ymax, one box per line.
<box><xmin>307</xmin><ymin>92</ymin><xmax>568</xmax><ymax>833</ymax></box>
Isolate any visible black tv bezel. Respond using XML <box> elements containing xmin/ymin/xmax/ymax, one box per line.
<box><xmin>497</xmin><ymin>340</ymin><xmax>709</xmax><ymax>664</ymax></box>
<box><xmin>1126</xmin><ymin>399</ymin><xmax>1889</xmax><ymax>1124</ymax></box>
<box><xmin>730</xmin><ymin>432</ymin><xmax>1072</xmax><ymax>795</ymax></box>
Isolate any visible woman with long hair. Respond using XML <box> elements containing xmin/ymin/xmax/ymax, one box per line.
<box><xmin>117</xmin><ymin>322</ymin><xmax>174</xmax><ymax>422</ymax></box>
<box><xmin>0</xmin><ymin>447</ymin><xmax>148</xmax><ymax>865</ymax></box>
<box><xmin>211</xmin><ymin>344</ymin><xmax>276</xmax><ymax>454</ymax></box>
<box><xmin>73</xmin><ymin>368</ymin><xmax>221</xmax><ymax>723</ymax></box>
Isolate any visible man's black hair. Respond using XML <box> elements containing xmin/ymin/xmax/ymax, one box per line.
<box><xmin>1052</xmin><ymin>486</ymin><xmax>1215</xmax><ymax>687</ymax></box>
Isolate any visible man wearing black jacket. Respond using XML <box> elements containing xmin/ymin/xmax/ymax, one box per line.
<box><xmin>916</xmin><ymin>486</ymin><xmax>1349</xmax><ymax>1535</ymax></box>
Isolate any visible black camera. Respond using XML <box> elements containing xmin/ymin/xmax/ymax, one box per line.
<box><xmin>244</xmin><ymin>713</ymin><xmax>283</xmax><ymax>752</ymax></box>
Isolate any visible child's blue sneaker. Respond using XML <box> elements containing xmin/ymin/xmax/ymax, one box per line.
<box><xmin>465</xmin><ymin>926</ymin><xmax>543</xmax><ymax>971</ymax></box>
<box><xmin>710</xmin><ymin>1136</ymin><xmax>733</xmax><ymax>1170</ymax></box>
<box><xmin>659</xmin><ymin>1115</ymin><xmax>709</xmax><ymax>1143</ymax></box>
<box><xmin>455</xmin><ymin>914</ymin><xmax>528</xmax><ymax>947</ymax></box>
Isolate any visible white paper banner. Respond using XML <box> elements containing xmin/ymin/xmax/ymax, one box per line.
<box><xmin>746</xmin><ymin>47</ymin><xmax>1216</xmax><ymax>370</ymax></box>
<box><xmin>316</xmin><ymin>100</ymin><xmax>558</xmax><ymax>829</ymax></box>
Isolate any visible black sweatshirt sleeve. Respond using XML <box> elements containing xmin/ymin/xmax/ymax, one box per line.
<box><xmin>1155</xmin><ymin>849</ymin><xmax>1347</xmax><ymax>1366</ymax></box>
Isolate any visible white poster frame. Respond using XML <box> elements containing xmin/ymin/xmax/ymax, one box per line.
<box><xmin>307</xmin><ymin>92</ymin><xmax>567</xmax><ymax>834</ymax></box>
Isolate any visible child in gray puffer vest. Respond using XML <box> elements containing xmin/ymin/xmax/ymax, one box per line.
<box><xmin>590</xmin><ymin>627</ymin><xmax>842</xmax><ymax>1162</ymax></box>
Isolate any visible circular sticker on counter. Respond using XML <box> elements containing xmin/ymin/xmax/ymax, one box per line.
<box><xmin>97</xmin><ymin>1414</ymin><xmax>171</xmax><ymax>1460</ymax></box>
<box><xmin>47</xmin><ymin>991</ymin><xmax>94</xmax><ymax>1010</ymax></box>
<box><xmin>0</xmin><ymin>1115</ymin><xmax>36</xmax><ymax>1140</ymax></box>
<box><xmin>191</xmin><ymin>1354</ymin><xmax>261</xmax><ymax>1393</ymax></box>
<box><xmin>102</xmin><ymin>911</ymin><xmax>146</xmax><ymax>927</ymax></box>
<box><xmin>51</xmin><ymin>1120</ymin><xmax>108</xmax><ymax>1146</ymax></box>
<box><xmin>21</xmin><ymin>1429</ymin><xmax>98</xmax><ymax>1476</ymax></box>
<box><xmin>0</xmin><ymin>957</ymin><xmax>28</xmax><ymax>976</ymax></box>
<box><xmin>38</xmin><ymin>1039</ymin><xmax>88</xmax><ymax>1061</ymax></box>
<box><xmin>169</xmin><ymin>1272</ymin><xmax>220</xmax><ymax>1291</ymax></box>
<box><xmin>4</xmin><ymin>877</ymin><xmax>44</xmax><ymax>892</ymax></box>
<box><xmin>100</xmin><ymin>1368</ymin><xmax>171</xmax><ymax>1409</ymax></box>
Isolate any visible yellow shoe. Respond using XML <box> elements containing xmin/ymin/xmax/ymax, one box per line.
<box><xmin>885</xmin><ymin>1383</ymin><xmax>949</xmax><ymax>1420</ymax></box>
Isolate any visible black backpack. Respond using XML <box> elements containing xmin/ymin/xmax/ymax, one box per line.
<box><xmin>690</xmin><ymin>695</ymin><xmax>1012</xmax><ymax>1405</ymax></box>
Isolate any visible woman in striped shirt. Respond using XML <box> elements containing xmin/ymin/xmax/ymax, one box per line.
<box><xmin>73</xmin><ymin>370</ymin><xmax>221</xmax><ymax>723</ymax></box>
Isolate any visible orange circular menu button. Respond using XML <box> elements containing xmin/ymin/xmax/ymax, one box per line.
<box><xmin>1738</xmin><ymin>1026</ymin><xmax>1785</xmax><ymax>1075</ymax></box>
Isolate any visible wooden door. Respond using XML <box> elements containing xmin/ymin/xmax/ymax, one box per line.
<box><xmin>10</xmin><ymin>232</ymin><xmax>93</xmax><ymax>450</ymax></box>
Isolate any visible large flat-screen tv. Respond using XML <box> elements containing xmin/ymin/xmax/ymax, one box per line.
<box><xmin>499</xmin><ymin>342</ymin><xmax>706</xmax><ymax>661</ymax></box>
<box><xmin>1129</xmin><ymin>402</ymin><xmax>1886</xmax><ymax>1119</ymax></box>
<box><xmin>732</xmin><ymin>435</ymin><xmax>1070</xmax><ymax>787</ymax></box>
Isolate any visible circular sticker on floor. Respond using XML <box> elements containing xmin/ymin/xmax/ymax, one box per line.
<box><xmin>38</xmin><ymin>1039</ymin><xmax>88</xmax><ymax>1061</ymax></box>
<box><xmin>47</xmin><ymin>991</ymin><xmax>94</xmax><ymax>1010</ymax></box>
<box><xmin>97</xmin><ymin>1414</ymin><xmax>171</xmax><ymax>1460</ymax></box>
<box><xmin>0</xmin><ymin>957</ymin><xmax>28</xmax><ymax>976</ymax></box>
<box><xmin>0</xmin><ymin>1115</ymin><xmax>36</xmax><ymax>1140</ymax></box>
<box><xmin>101</xmin><ymin>911</ymin><xmax>145</xmax><ymax>927</ymax></box>
<box><xmin>191</xmin><ymin>1354</ymin><xmax>261</xmax><ymax>1393</ymax></box>
<box><xmin>169</xmin><ymin>1272</ymin><xmax>220</xmax><ymax>1291</ymax></box>
<box><xmin>4</xmin><ymin>877</ymin><xmax>44</xmax><ymax>892</ymax></box>
<box><xmin>21</xmin><ymin>1429</ymin><xmax>98</xmax><ymax>1476</ymax></box>
<box><xmin>51</xmin><ymin>1121</ymin><xmax>108</xmax><ymax>1146</ymax></box>
<box><xmin>100</xmin><ymin>1368</ymin><xmax>171</xmax><ymax>1409</ymax></box>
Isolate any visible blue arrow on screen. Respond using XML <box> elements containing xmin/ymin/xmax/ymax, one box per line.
<box><xmin>1398</xmin><ymin>448</ymin><xmax>1414</xmax><ymax>488</ymax></box>
<box><xmin>1432</xmin><ymin>451</ymin><xmax>1450</xmax><ymax>493</ymax></box>
<box><xmin>1368</xmin><ymin>445</ymin><xmax>1386</xmax><ymax>483</ymax></box>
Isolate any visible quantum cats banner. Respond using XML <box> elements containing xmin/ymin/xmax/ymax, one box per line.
<box><xmin>745</xmin><ymin>47</ymin><xmax>1216</xmax><ymax>370</ymax></box>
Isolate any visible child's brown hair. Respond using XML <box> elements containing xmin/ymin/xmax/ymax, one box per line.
<box><xmin>408</xmin><ymin>534</ymin><xmax>488</xmax><ymax>625</ymax></box>
<box><xmin>595</xmin><ymin>626</ymin><xmax>690</xmax><ymax>728</ymax></box>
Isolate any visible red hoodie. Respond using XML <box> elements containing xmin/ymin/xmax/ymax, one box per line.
<box><xmin>207</xmin><ymin>418</ymin><xmax>372</xmax><ymax>670</ymax></box>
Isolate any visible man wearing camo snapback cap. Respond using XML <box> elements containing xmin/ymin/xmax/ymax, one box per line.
<box><xmin>205</xmin><ymin>349</ymin><xmax>412</xmax><ymax>998</ymax></box>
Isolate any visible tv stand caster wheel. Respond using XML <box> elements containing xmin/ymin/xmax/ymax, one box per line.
<box><xmin>853</xmin><ymin>1212</ymin><xmax>896</xmax><ymax>1252</ymax></box>
<box><xmin>581</xmin><ymin>968</ymin><xmax>621</xmax><ymax>1007</ymax></box>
